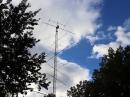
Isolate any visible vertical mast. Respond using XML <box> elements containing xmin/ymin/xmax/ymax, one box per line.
<box><xmin>53</xmin><ymin>25</ymin><xmax>59</xmax><ymax>96</ymax></box>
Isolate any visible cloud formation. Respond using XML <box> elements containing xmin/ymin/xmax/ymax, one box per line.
<box><xmin>91</xmin><ymin>18</ymin><xmax>130</xmax><ymax>58</ymax></box>
<box><xmin>29</xmin><ymin>0</ymin><xmax>102</xmax><ymax>51</ymax></box>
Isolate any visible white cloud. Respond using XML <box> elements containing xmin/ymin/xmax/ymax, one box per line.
<box><xmin>91</xmin><ymin>42</ymin><xmax>119</xmax><ymax>58</ymax></box>
<box><xmin>107</xmin><ymin>26</ymin><xmax>117</xmax><ymax>31</ymax></box>
<box><xmin>115</xmin><ymin>26</ymin><xmax>130</xmax><ymax>45</ymax></box>
<box><xmin>27</xmin><ymin>0</ymin><xmax>102</xmax><ymax>51</ymax></box>
<box><xmin>91</xmin><ymin>22</ymin><xmax>130</xmax><ymax>58</ymax></box>
<box><xmin>19</xmin><ymin>58</ymin><xmax>90</xmax><ymax>97</ymax></box>
<box><xmin>123</xmin><ymin>18</ymin><xmax>130</xmax><ymax>30</ymax></box>
<box><xmin>86</xmin><ymin>35</ymin><xmax>100</xmax><ymax>45</ymax></box>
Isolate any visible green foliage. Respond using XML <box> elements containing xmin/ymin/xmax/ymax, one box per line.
<box><xmin>67</xmin><ymin>46</ymin><xmax>130</xmax><ymax>97</ymax></box>
<box><xmin>0</xmin><ymin>0</ymin><xmax>49</xmax><ymax>96</ymax></box>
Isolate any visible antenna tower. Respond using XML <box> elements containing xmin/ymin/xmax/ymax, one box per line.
<box><xmin>53</xmin><ymin>25</ymin><xmax>59</xmax><ymax>95</ymax></box>
<box><xmin>41</xmin><ymin>18</ymin><xmax>74</xmax><ymax>97</ymax></box>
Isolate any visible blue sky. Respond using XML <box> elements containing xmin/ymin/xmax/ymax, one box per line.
<box><xmin>59</xmin><ymin>38</ymin><xmax>101</xmax><ymax>75</ymax></box>
<box><xmin>60</xmin><ymin>0</ymin><xmax>130</xmax><ymax>74</ymax></box>
<box><xmin>102</xmin><ymin>0</ymin><xmax>130</xmax><ymax>26</ymax></box>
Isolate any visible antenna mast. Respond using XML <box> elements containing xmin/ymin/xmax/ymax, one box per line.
<box><xmin>41</xmin><ymin>18</ymin><xmax>74</xmax><ymax>96</ymax></box>
<box><xmin>53</xmin><ymin>25</ymin><xmax>59</xmax><ymax>96</ymax></box>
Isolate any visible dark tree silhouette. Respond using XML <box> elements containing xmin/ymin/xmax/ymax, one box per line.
<box><xmin>67</xmin><ymin>46</ymin><xmax>130</xmax><ymax>97</ymax></box>
<box><xmin>0</xmin><ymin>0</ymin><xmax>49</xmax><ymax>96</ymax></box>
<box><xmin>44</xmin><ymin>93</ymin><xmax>56</xmax><ymax>97</ymax></box>
<box><xmin>93</xmin><ymin>46</ymin><xmax>130</xmax><ymax>97</ymax></box>
<box><xmin>67</xmin><ymin>80</ymin><xmax>94</xmax><ymax>97</ymax></box>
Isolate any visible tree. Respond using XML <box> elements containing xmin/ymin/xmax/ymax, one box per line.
<box><xmin>44</xmin><ymin>93</ymin><xmax>56</xmax><ymax>97</ymax></box>
<box><xmin>67</xmin><ymin>80</ymin><xmax>94</xmax><ymax>97</ymax></box>
<box><xmin>67</xmin><ymin>46</ymin><xmax>130</xmax><ymax>97</ymax></box>
<box><xmin>93</xmin><ymin>46</ymin><xmax>130</xmax><ymax>97</ymax></box>
<box><xmin>0</xmin><ymin>0</ymin><xmax>49</xmax><ymax>96</ymax></box>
